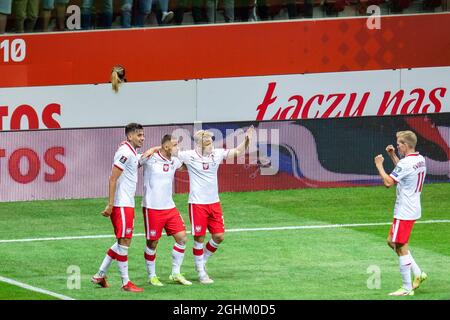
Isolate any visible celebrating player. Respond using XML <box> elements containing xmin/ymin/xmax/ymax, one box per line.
<box><xmin>177</xmin><ymin>126</ymin><xmax>254</xmax><ymax>284</ymax></box>
<box><xmin>374</xmin><ymin>130</ymin><xmax>428</xmax><ymax>296</ymax></box>
<box><xmin>91</xmin><ymin>123</ymin><xmax>152</xmax><ymax>292</ymax></box>
<box><xmin>141</xmin><ymin>134</ymin><xmax>192</xmax><ymax>287</ymax></box>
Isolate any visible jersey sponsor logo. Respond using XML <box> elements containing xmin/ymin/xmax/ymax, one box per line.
<box><xmin>203</xmin><ymin>163</ymin><xmax>209</xmax><ymax>170</ymax></box>
<box><xmin>163</xmin><ymin>163</ymin><xmax>169</xmax><ymax>172</ymax></box>
<box><xmin>119</xmin><ymin>156</ymin><xmax>128</xmax><ymax>164</ymax></box>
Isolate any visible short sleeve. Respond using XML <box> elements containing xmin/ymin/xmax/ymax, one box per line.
<box><xmin>138</xmin><ymin>153</ymin><xmax>153</xmax><ymax>166</ymax></box>
<box><xmin>390</xmin><ymin>161</ymin><xmax>414</xmax><ymax>183</ymax></box>
<box><xmin>177</xmin><ymin>150</ymin><xmax>190</xmax><ymax>163</ymax></box>
<box><xmin>173</xmin><ymin>157</ymin><xmax>183</xmax><ymax>170</ymax></box>
<box><xmin>113</xmin><ymin>149</ymin><xmax>129</xmax><ymax>171</ymax></box>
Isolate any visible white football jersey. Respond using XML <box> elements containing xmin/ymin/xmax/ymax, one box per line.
<box><xmin>177</xmin><ymin>148</ymin><xmax>230</xmax><ymax>204</ymax></box>
<box><xmin>112</xmin><ymin>142</ymin><xmax>140</xmax><ymax>207</ymax></box>
<box><xmin>141</xmin><ymin>151</ymin><xmax>183</xmax><ymax>210</ymax></box>
<box><xmin>389</xmin><ymin>152</ymin><xmax>426</xmax><ymax>220</ymax></box>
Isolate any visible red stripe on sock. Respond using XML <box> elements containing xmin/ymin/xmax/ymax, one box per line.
<box><xmin>193</xmin><ymin>248</ymin><xmax>204</xmax><ymax>256</ymax></box>
<box><xmin>173</xmin><ymin>246</ymin><xmax>185</xmax><ymax>253</ymax></box>
<box><xmin>206</xmin><ymin>242</ymin><xmax>218</xmax><ymax>253</ymax></box>
<box><xmin>144</xmin><ymin>252</ymin><xmax>156</xmax><ymax>261</ymax></box>
<box><xmin>107</xmin><ymin>249</ymin><xmax>117</xmax><ymax>259</ymax></box>
<box><xmin>116</xmin><ymin>254</ymin><xmax>128</xmax><ymax>262</ymax></box>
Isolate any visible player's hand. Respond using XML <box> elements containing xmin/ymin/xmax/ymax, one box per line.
<box><xmin>374</xmin><ymin>154</ymin><xmax>384</xmax><ymax>166</ymax></box>
<box><xmin>142</xmin><ymin>146</ymin><xmax>161</xmax><ymax>160</ymax></box>
<box><xmin>102</xmin><ymin>204</ymin><xmax>113</xmax><ymax>217</ymax></box>
<box><xmin>385</xmin><ymin>145</ymin><xmax>395</xmax><ymax>155</ymax></box>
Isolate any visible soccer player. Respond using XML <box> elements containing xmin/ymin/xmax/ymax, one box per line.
<box><xmin>141</xmin><ymin>134</ymin><xmax>192</xmax><ymax>287</ymax></box>
<box><xmin>177</xmin><ymin>126</ymin><xmax>254</xmax><ymax>284</ymax></box>
<box><xmin>91</xmin><ymin>123</ymin><xmax>152</xmax><ymax>292</ymax></box>
<box><xmin>374</xmin><ymin>130</ymin><xmax>428</xmax><ymax>296</ymax></box>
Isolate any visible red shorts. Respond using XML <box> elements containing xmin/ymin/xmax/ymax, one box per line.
<box><xmin>389</xmin><ymin>218</ymin><xmax>416</xmax><ymax>244</ymax></box>
<box><xmin>142</xmin><ymin>207</ymin><xmax>186</xmax><ymax>240</ymax></box>
<box><xmin>188</xmin><ymin>202</ymin><xmax>225</xmax><ymax>237</ymax></box>
<box><xmin>111</xmin><ymin>207</ymin><xmax>135</xmax><ymax>239</ymax></box>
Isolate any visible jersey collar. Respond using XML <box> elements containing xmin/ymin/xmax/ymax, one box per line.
<box><xmin>157</xmin><ymin>151</ymin><xmax>170</xmax><ymax>162</ymax></box>
<box><xmin>124</xmin><ymin>141</ymin><xmax>137</xmax><ymax>156</ymax></box>
<box><xmin>406</xmin><ymin>152</ymin><xmax>419</xmax><ymax>157</ymax></box>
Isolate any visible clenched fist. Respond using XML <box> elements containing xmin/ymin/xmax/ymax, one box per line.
<box><xmin>385</xmin><ymin>145</ymin><xmax>395</xmax><ymax>155</ymax></box>
<box><xmin>102</xmin><ymin>204</ymin><xmax>113</xmax><ymax>217</ymax></box>
<box><xmin>374</xmin><ymin>154</ymin><xmax>384</xmax><ymax>166</ymax></box>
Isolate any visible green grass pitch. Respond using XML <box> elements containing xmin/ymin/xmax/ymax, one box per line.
<box><xmin>0</xmin><ymin>183</ymin><xmax>449</xmax><ymax>300</ymax></box>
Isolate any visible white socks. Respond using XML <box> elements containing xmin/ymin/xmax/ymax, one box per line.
<box><xmin>144</xmin><ymin>246</ymin><xmax>157</xmax><ymax>278</ymax></box>
<box><xmin>172</xmin><ymin>243</ymin><xmax>186</xmax><ymax>275</ymax></box>
<box><xmin>193</xmin><ymin>241</ymin><xmax>206</xmax><ymax>277</ymax></box>
<box><xmin>408</xmin><ymin>251</ymin><xmax>422</xmax><ymax>277</ymax></box>
<box><xmin>399</xmin><ymin>255</ymin><xmax>412</xmax><ymax>291</ymax></box>
<box><xmin>117</xmin><ymin>244</ymin><xmax>129</xmax><ymax>285</ymax></box>
<box><xmin>204</xmin><ymin>239</ymin><xmax>219</xmax><ymax>264</ymax></box>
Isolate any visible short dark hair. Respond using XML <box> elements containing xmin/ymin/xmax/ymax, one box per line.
<box><xmin>125</xmin><ymin>123</ymin><xmax>143</xmax><ymax>136</ymax></box>
<box><xmin>161</xmin><ymin>134</ymin><xmax>173</xmax><ymax>146</ymax></box>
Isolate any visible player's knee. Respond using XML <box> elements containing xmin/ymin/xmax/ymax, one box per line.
<box><xmin>119</xmin><ymin>238</ymin><xmax>132</xmax><ymax>247</ymax></box>
<box><xmin>177</xmin><ymin>236</ymin><xmax>188</xmax><ymax>246</ymax></box>
<box><xmin>213</xmin><ymin>234</ymin><xmax>224</xmax><ymax>244</ymax></box>
<box><xmin>387</xmin><ymin>240</ymin><xmax>394</xmax><ymax>249</ymax></box>
<box><xmin>147</xmin><ymin>239</ymin><xmax>158</xmax><ymax>249</ymax></box>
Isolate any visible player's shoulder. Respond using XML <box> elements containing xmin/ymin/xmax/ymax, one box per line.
<box><xmin>178</xmin><ymin>149</ymin><xmax>195</xmax><ymax>158</ymax></box>
<box><xmin>116</xmin><ymin>144</ymin><xmax>135</xmax><ymax>157</ymax></box>
<box><xmin>172</xmin><ymin>155</ymin><xmax>183</xmax><ymax>164</ymax></box>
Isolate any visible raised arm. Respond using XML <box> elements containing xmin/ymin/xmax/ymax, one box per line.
<box><xmin>139</xmin><ymin>146</ymin><xmax>161</xmax><ymax>166</ymax></box>
<box><xmin>102</xmin><ymin>166</ymin><xmax>123</xmax><ymax>217</ymax></box>
<box><xmin>385</xmin><ymin>145</ymin><xmax>400</xmax><ymax>166</ymax></box>
<box><xmin>226</xmin><ymin>125</ymin><xmax>255</xmax><ymax>159</ymax></box>
<box><xmin>374</xmin><ymin>154</ymin><xmax>395</xmax><ymax>188</ymax></box>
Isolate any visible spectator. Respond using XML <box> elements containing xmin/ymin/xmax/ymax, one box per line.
<box><xmin>172</xmin><ymin>0</ymin><xmax>187</xmax><ymax>25</ymax></box>
<box><xmin>206</xmin><ymin>0</ymin><xmax>234</xmax><ymax>23</ymax></box>
<box><xmin>14</xmin><ymin>0</ymin><xmax>40</xmax><ymax>32</ymax></box>
<box><xmin>81</xmin><ymin>0</ymin><xmax>113</xmax><ymax>29</ymax></box>
<box><xmin>121</xmin><ymin>0</ymin><xmax>174</xmax><ymax>29</ymax></box>
<box><xmin>0</xmin><ymin>0</ymin><xmax>12</xmax><ymax>33</ymax></box>
<box><xmin>41</xmin><ymin>0</ymin><xmax>69</xmax><ymax>31</ymax></box>
<box><xmin>192</xmin><ymin>0</ymin><xmax>207</xmax><ymax>23</ymax></box>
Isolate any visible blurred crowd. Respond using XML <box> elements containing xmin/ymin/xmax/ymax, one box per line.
<box><xmin>0</xmin><ymin>0</ymin><xmax>448</xmax><ymax>34</ymax></box>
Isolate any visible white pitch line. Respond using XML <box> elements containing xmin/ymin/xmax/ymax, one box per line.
<box><xmin>1</xmin><ymin>219</ymin><xmax>449</xmax><ymax>244</ymax></box>
<box><xmin>0</xmin><ymin>276</ymin><xmax>75</xmax><ymax>300</ymax></box>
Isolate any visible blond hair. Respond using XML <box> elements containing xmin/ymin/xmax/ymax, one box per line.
<box><xmin>193</xmin><ymin>130</ymin><xmax>213</xmax><ymax>144</ymax></box>
<box><xmin>396</xmin><ymin>130</ymin><xmax>417</xmax><ymax>148</ymax></box>
<box><xmin>111</xmin><ymin>65</ymin><xmax>125</xmax><ymax>93</ymax></box>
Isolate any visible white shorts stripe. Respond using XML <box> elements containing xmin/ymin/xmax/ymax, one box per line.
<box><xmin>120</xmin><ymin>207</ymin><xmax>126</xmax><ymax>238</ymax></box>
<box><xmin>190</xmin><ymin>204</ymin><xmax>195</xmax><ymax>235</ymax></box>
<box><xmin>145</xmin><ymin>209</ymin><xmax>150</xmax><ymax>240</ymax></box>
<box><xmin>392</xmin><ymin>219</ymin><xmax>400</xmax><ymax>242</ymax></box>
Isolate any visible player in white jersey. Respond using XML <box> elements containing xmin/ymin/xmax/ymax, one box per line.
<box><xmin>140</xmin><ymin>134</ymin><xmax>192</xmax><ymax>287</ymax></box>
<box><xmin>177</xmin><ymin>126</ymin><xmax>254</xmax><ymax>284</ymax></box>
<box><xmin>375</xmin><ymin>130</ymin><xmax>428</xmax><ymax>296</ymax></box>
<box><xmin>91</xmin><ymin>123</ymin><xmax>155</xmax><ymax>293</ymax></box>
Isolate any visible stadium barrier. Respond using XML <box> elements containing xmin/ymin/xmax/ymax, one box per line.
<box><xmin>0</xmin><ymin>66</ymin><xmax>449</xmax><ymax>130</ymax></box>
<box><xmin>0</xmin><ymin>114</ymin><xmax>448</xmax><ymax>201</ymax></box>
